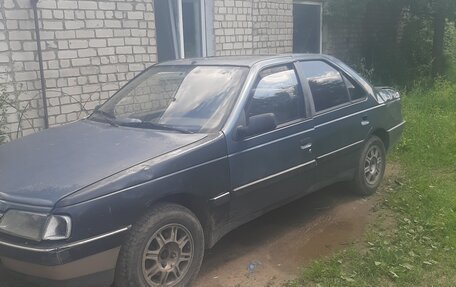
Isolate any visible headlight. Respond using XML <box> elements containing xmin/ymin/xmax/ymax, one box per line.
<box><xmin>0</xmin><ymin>210</ymin><xmax>71</xmax><ymax>241</ymax></box>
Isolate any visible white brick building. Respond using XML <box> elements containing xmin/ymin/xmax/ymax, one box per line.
<box><xmin>0</xmin><ymin>0</ymin><xmax>364</xmax><ymax>140</ymax></box>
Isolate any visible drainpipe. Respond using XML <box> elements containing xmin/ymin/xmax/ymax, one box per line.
<box><xmin>31</xmin><ymin>0</ymin><xmax>49</xmax><ymax>129</ymax></box>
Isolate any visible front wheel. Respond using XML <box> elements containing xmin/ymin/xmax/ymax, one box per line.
<box><xmin>350</xmin><ymin>136</ymin><xmax>386</xmax><ymax>196</ymax></box>
<box><xmin>115</xmin><ymin>203</ymin><xmax>204</xmax><ymax>287</ymax></box>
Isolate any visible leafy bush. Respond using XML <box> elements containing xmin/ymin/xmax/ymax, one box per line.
<box><xmin>324</xmin><ymin>0</ymin><xmax>455</xmax><ymax>86</ymax></box>
<box><xmin>399</xmin><ymin>79</ymin><xmax>456</xmax><ymax>167</ymax></box>
<box><xmin>444</xmin><ymin>21</ymin><xmax>456</xmax><ymax>79</ymax></box>
<box><xmin>397</xmin><ymin>15</ymin><xmax>434</xmax><ymax>84</ymax></box>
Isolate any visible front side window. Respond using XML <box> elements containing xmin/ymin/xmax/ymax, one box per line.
<box><xmin>91</xmin><ymin>66</ymin><xmax>248</xmax><ymax>133</ymax></box>
<box><xmin>299</xmin><ymin>61</ymin><xmax>350</xmax><ymax>112</ymax></box>
<box><xmin>247</xmin><ymin>66</ymin><xmax>305</xmax><ymax>126</ymax></box>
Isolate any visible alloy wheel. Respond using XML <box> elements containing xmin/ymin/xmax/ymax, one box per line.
<box><xmin>364</xmin><ymin>144</ymin><xmax>383</xmax><ymax>185</ymax></box>
<box><xmin>142</xmin><ymin>224</ymin><xmax>194</xmax><ymax>286</ymax></box>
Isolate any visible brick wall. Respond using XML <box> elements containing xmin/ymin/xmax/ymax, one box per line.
<box><xmin>0</xmin><ymin>0</ymin><xmax>157</xmax><ymax>140</ymax></box>
<box><xmin>252</xmin><ymin>0</ymin><xmax>293</xmax><ymax>55</ymax></box>
<box><xmin>213</xmin><ymin>0</ymin><xmax>293</xmax><ymax>56</ymax></box>
<box><xmin>1</xmin><ymin>0</ymin><xmax>42</xmax><ymax>139</ymax></box>
<box><xmin>214</xmin><ymin>0</ymin><xmax>253</xmax><ymax>55</ymax></box>
<box><xmin>0</xmin><ymin>0</ymin><xmax>366</xmax><ymax>141</ymax></box>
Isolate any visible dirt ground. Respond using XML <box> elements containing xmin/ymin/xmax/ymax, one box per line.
<box><xmin>195</xmin><ymin>164</ymin><xmax>399</xmax><ymax>287</ymax></box>
<box><xmin>0</xmin><ymin>166</ymin><xmax>398</xmax><ymax>287</ymax></box>
<box><xmin>194</xmin><ymin>186</ymin><xmax>381</xmax><ymax>287</ymax></box>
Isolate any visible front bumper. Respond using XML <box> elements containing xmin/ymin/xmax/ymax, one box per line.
<box><xmin>0</xmin><ymin>226</ymin><xmax>130</xmax><ymax>287</ymax></box>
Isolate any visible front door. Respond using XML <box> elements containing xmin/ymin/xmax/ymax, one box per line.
<box><xmin>227</xmin><ymin>64</ymin><xmax>316</xmax><ymax>220</ymax></box>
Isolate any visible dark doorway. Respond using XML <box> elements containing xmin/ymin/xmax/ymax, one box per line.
<box><xmin>293</xmin><ymin>2</ymin><xmax>322</xmax><ymax>54</ymax></box>
<box><xmin>182</xmin><ymin>0</ymin><xmax>203</xmax><ymax>58</ymax></box>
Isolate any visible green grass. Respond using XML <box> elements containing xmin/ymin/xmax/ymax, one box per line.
<box><xmin>288</xmin><ymin>80</ymin><xmax>456</xmax><ymax>287</ymax></box>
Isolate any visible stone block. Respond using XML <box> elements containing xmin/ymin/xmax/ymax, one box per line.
<box><xmin>117</xmin><ymin>3</ymin><xmax>133</xmax><ymax>11</ymax></box>
<box><xmin>69</xmin><ymin>40</ymin><xmax>89</xmax><ymax>49</ymax></box>
<box><xmin>0</xmin><ymin>42</ymin><xmax>8</xmax><ymax>52</ymax></box>
<box><xmin>77</xmin><ymin>48</ymin><xmax>97</xmax><ymax>57</ymax></box>
<box><xmin>99</xmin><ymin>2</ymin><xmax>116</xmax><ymax>10</ymax></box>
<box><xmin>104</xmin><ymin>20</ymin><xmax>121</xmax><ymax>28</ymax></box>
<box><xmin>128</xmin><ymin>12</ymin><xmax>143</xmax><ymax>20</ymax></box>
<box><xmin>72</xmin><ymin>58</ymin><xmax>91</xmax><ymax>67</ymax></box>
<box><xmin>80</xmin><ymin>66</ymin><xmax>100</xmax><ymax>75</ymax></box>
<box><xmin>15</xmin><ymin>71</ymin><xmax>37</xmax><ymax>81</ymax></box>
<box><xmin>8</xmin><ymin>31</ymin><xmax>32</xmax><ymax>41</ymax></box>
<box><xmin>58</xmin><ymin>50</ymin><xmax>78</xmax><ymax>59</ymax></box>
<box><xmin>5</xmin><ymin>10</ymin><xmax>29</xmax><ymax>20</ymax></box>
<box><xmin>95</xmin><ymin>29</ymin><xmax>113</xmax><ymax>38</ymax></box>
<box><xmin>66</xmin><ymin>20</ymin><xmax>85</xmax><ymax>30</ymax></box>
<box><xmin>60</xmin><ymin>68</ymin><xmax>80</xmax><ymax>77</ymax></box>
<box><xmin>108</xmin><ymin>38</ymin><xmax>125</xmax><ymax>46</ymax></box>
<box><xmin>12</xmin><ymin>51</ymin><xmax>34</xmax><ymax>61</ymax></box>
<box><xmin>78</xmin><ymin>1</ymin><xmax>98</xmax><ymax>10</ymax></box>
<box><xmin>43</xmin><ymin>21</ymin><xmax>64</xmax><ymax>30</ymax></box>
<box><xmin>58</xmin><ymin>1</ymin><xmax>78</xmax><ymax>9</ymax></box>
<box><xmin>98</xmin><ymin>47</ymin><xmax>115</xmax><ymax>56</ymax></box>
<box><xmin>62</xmin><ymin>86</ymin><xmax>82</xmax><ymax>96</ymax></box>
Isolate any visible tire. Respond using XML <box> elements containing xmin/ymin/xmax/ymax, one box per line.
<box><xmin>350</xmin><ymin>135</ymin><xmax>386</xmax><ymax>196</ymax></box>
<box><xmin>115</xmin><ymin>203</ymin><xmax>204</xmax><ymax>287</ymax></box>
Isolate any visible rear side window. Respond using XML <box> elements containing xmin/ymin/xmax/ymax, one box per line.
<box><xmin>343</xmin><ymin>74</ymin><xmax>366</xmax><ymax>101</ymax></box>
<box><xmin>247</xmin><ymin>66</ymin><xmax>305</xmax><ymax>125</ymax></box>
<box><xmin>299</xmin><ymin>61</ymin><xmax>350</xmax><ymax>112</ymax></box>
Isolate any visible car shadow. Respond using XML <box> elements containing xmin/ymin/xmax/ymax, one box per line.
<box><xmin>198</xmin><ymin>184</ymin><xmax>363</xmax><ymax>274</ymax></box>
<box><xmin>0</xmin><ymin>184</ymin><xmax>369</xmax><ymax>287</ymax></box>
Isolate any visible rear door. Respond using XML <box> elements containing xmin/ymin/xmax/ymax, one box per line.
<box><xmin>228</xmin><ymin>64</ymin><xmax>316</xmax><ymax>220</ymax></box>
<box><xmin>296</xmin><ymin>60</ymin><xmax>371</xmax><ymax>187</ymax></box>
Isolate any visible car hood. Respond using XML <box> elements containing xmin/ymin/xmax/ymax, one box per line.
<box><xmin>0</xmin><ymin>120</ymin><xmax>207</xmax><ymax>207</ymax></box>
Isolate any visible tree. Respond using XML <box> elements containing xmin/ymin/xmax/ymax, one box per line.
<box><xmin>431</xmin><ymin>0</ymin><xmax>456</xmax><ymax>76</ymax></box>
<box><xmin>324</xmin><ymin>0</ymin><xmax>455</xmax><ymax>84</ymax></box>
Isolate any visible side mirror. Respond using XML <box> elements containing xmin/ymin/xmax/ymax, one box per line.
<box><xmin>236</xmin><ymin>113</ymin><xmax>277</xmax><ymax>139</ymax></box>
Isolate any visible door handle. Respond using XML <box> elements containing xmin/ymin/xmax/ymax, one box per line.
<box><xmin>300</xmin><ymin>143</ymin><xmax>313</xmax><ymax>151</ymax></box>
<box><xmin>361</xmin><ymin>116</ymin><xmax>370</xmax><ymax>126</ymax></box>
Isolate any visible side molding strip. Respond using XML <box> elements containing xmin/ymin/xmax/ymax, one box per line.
<box><xmin>228</xmin><ymin>128</ymin><xmax>315</xmax><ymax>158</ymax></box>
<box><xmin>315</xmin><ymin>104</ymin><xmax>386</xmax><ymax>128</ymax></box>
<box><xmin>387</xmin><ymin>121</ymin><xmax>406</xmax><ymax>132</ymax></box>
<box><xmin>233</xmin><ymin>160</ymin><xmax>316</xmax><ymax>192</ymax></box>
<box><xmin>316</xmin><ymin>140</ymin><xmax>365</xmax><ymax>160</ymax></box>
<box><xmin>209</xmin><ymin>192</ymin><xmax>230</xmax><ymax>201</ymax></box>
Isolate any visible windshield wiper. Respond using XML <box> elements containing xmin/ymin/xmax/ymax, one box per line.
<box><xmin>120</xmin><ymin>121</ymin><xmax>194</xmax><ymax>134</ymax></box>
<box><xmin>91</xmin><ymin>110</ymin><xmax>118</xmax><ymax>127</ymax></box>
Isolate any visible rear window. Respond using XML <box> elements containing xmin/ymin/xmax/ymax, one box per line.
<box><xmin>298</xmin><ymin>61</ymin><xmax>350</xmax><ymax>112</ymax></box>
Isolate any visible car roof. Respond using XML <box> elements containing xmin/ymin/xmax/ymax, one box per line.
<box><xmin>156</xmin><ymin>54</ymin><xmax>331</xmax><ymax>68</ymax></box>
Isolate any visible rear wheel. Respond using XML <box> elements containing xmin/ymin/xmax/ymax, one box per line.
<box><xmin>115</xmin><ymin>203</ymin><xmax>204</xmax><ymax>287</ymax></box>
<box><xmin>350</xmin><ymin>136</ymin><xmax>386</xmax><ymax>196</ymax></box>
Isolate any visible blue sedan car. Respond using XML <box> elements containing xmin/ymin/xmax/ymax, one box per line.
<box><xmin>0</xmin><ymin>55</ymin><xmax>404</xmax><ymax>287</ymax></box>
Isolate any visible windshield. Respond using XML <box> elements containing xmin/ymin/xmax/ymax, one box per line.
<box><xmin>90</xmin><ymin>65</ymin><xmax>249</xmax><ymax>133</ymax></box>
